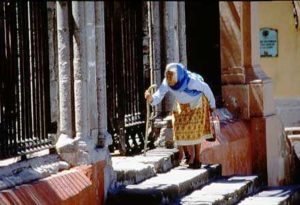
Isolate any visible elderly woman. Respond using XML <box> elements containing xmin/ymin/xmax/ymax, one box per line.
<box><xmin>145</xmin><ymin>63</ymin><xmax>216</xmax><ymax>168</ymax></box>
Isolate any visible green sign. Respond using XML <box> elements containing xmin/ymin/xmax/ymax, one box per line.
<box><xmin>260</xmin><ymin>28</ymin><xmax>278</xmax><ymax>57</ymax></box>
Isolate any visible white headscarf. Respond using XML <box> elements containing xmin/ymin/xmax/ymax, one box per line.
<box><xmin>164</xmin><ymin>63</ymin><xmax>186</xmax><ymax>83</ymax></box>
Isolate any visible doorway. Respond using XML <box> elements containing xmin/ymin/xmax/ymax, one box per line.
<box><xmin>185</xmin><ymin>1</ymin><xmax>222</xmax><ymax>107</ymax></box>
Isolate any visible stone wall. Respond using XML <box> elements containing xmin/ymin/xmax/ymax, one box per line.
<box><xmin>275</xmin><ymin>98</ymin><xmax>300</xmax><ymax>127</ymax></box>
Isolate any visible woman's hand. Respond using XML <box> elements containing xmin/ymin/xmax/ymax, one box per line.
<box><xmin>144</xmin><ymin>90</ymin><xmax>153</xmax><ymax>104</ymax></box>
<box><xmin>210</xmin><ymin>108</ymin><xmax>219</xmax><ymax>119</ymax></box>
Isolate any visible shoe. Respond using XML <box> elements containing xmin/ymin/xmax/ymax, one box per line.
<box><xmin>188</xmin><ymin>161</ymin><xmax>202</xmax><ymax>169</ymax></box>
<box><xmin>205</xmin><ymin>135</ymin><xmax>216</xmax><ymax>142</ymax></box>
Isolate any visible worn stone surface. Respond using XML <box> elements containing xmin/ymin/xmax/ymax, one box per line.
<box><xmin>292</xmin><ymin>140</ymin><xmax>300</xmax><ymax>160</ymax></box>
<box><xmin>249</xmin><ymin>80</ymin><xmax>276</xmax><ymax>117</ymax></box>
<box><xmin>277</xmin><ymin>98</ymin><xmax>300</xmax><ymax>127</ymax></box>
<box><xmin>180</xmin><ymin>176</ymin><xmax>260</xmax><ymax>205</ymax></box>
<box><xmin>238</xmin><ymin>185</ymin><xmax>300</xmax><ymax>205</ymax></box>
<box><xmin>108</xmin><ymin>164</ymin><xmax>221</xmax><ymax>205</ymax></box>
<box><xmin>0</xmin><ymin>161</ymin><xmax>107</xmax><ymax>205</ymax></box>
<box><xmin>219</xmin><ymin>2</ymin><xmax>242</xmax><ymax>69</ymax></box>
<box><xmin>222</xmin><ymin>85</ymin><xmax>250</xmax><ymax>119</ymax></box>
<box><xmin>48</xmin><ymin>2</ymin><xmax>59</xmax><ymax>125</ymax></box>
<box><xmin>201</xmin><ymin>119</ymin><xmax>252</xmax><ymax>176</ymax></box>
<box><xmin>285</xmin><ymin>127</ymin><xmax>300</xmax><ymax>135</ymax></box>
<box><xmin>265</xmin><ymin>115</ymin><xmax>290</xmax><ymax>186</ymax></box>
<box><xmin>222</xmin><ymin>73</ymin><xmax>246</xmax><ymax>84</ymax></box>
<box><xmin>155</xmin><ymin>127</ymin><xmax>174</xmax><ymax>148</ymax></box>
<box><xmin>0</xmin><ymin>154</ymin><xmax>70</xmax><ymax>191</ymax></box>
<box><xmin>112</xmin><ymin>159</ymin><xmax>156</xmax><ymax>187</ymax></box>
<box><xmin>111</xmin><ymin>148</ymin><xmax>179</xmax><ymax>189</ymax></box>
<box><xmin>153</xmin><ymin>116</ymin><xmax>174</xmax><ymax>148</ymax></box>
<box><xmin>250</xmin><ymin>117</ymin><xmax>267</xmax><ymax>183</ymax></box>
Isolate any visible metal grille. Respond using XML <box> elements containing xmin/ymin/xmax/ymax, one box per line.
<box><xmin>0</xmin><ymin>1</ymin><xmax>52</xmax><ymax>159</ymax></box>
<box><xmin>105</xmin><ymin>1</ymin><xmax>148</xmax><ymax>155</ymax></box>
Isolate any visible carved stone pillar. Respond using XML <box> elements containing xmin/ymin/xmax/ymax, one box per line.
<box><xmin>148</xmin><ymin>2</ymin><xmax>162</xmax><ymax>114</ymax></box>
<box><xmin>72</xmin><ymin>2</ymin><xmax>88</xmax><ymax>139</ymax></box>
<box><xmin>55</xmin><ymin>1</ymin><xmax>74</xmax><ymax>150</ymax></box>
<box><xmin>178</xmin><ymin>1</ymin><xmax>187</xmax><ymax>65</ymax></box>
<box><xmin>85</xmin><ymin>2</ymin><xmax>98</xmax><ymax>140</ymax></box>
<box><xmin>163</xmin><ymin>2</ymin><xmax>179</xmax><ymax>114</ymax></box>
<box><xmin>95</xmin><ymin>2</ymin><xmax>112</xmax><ymax>147</ymax></box>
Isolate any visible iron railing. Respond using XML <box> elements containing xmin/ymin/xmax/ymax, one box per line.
<box><xmin>0</xmin><ymin>1</ymin><xmax>52</xmax><ymax>159</ymax></box>
<box><xmin>105</xmin><ymin>1</ymin><xmax>149</xmax><ymax>155</ymax></box>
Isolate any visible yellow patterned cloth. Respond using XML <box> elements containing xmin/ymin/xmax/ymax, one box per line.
<box><xmin>172</xmin><ymin>95</ymin><xmax>212</xmax><ymax>145</ymax></box>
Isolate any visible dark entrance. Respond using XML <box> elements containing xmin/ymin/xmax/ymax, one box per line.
<box><xmin>105</xmin><ymin>1</ymin><xmax>149</xmax><ymax>155</ymax></box>
<box><xmin>185</xmin><ymin>2</ymin><xmax>222</xmax><ymax>107</ymax></box>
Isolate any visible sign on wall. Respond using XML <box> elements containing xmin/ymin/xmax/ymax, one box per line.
<box><xmin>260</xmin><ymin>28</ymin><xmax>278</xmax><ymax>57</ymax></box>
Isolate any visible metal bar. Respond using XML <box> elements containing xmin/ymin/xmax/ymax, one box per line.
<box><xmin>41</xmin><ymin>1</ymin><xmax>51</xmax><ymax>141</ymax></box>
<box><xmin>3</xmin><ymin>2</ymin><xmax>9</xmax><ymax>156</ymax></box>
<box><xmin>15</xmin><ymin>2</ymin><xmax>21</xmax><ymax>154</ymax></box>
<box><xmin>32</xmin><ymin>2</ymin><xmax>39</xmax><ymax>142</ymax></box>
<box><xmin>23</xmin><ymin>1</ymin><xmax>32</xmax><ymax>145</ymax></box>
<box><xmin>18</xmin><ymin>1</ymin><xmax>26</xmax><ymax>153</ymax></box>
<box><xmin>132</xmin><ymin>6</ymin><xmax>138</xmax><ymax>115</ymax></box>
<box><xmin>128</xmin><ymin>6</ymin><xmax>135</xmax><ymax>117</ymax></box>
<box><xmin>28</xmin><ymin>1</ymin><xmax>36</xmax><ymax>142</ymax></box>
<box><xmin>10</xmin><ymin>1</ymin><xmax>18</xmax><ymax>155</ymax></box>
<box><xmin>0</xmin><ymin>5</ymin><xmax>4</xmax><ymax>151</ymax></box>
<box><xmin>131</xmin><ymin>6</ymin><xmax>138</xmax><ymax>116</ymax></box>
<box><xmin>125</xmin><ymin>5</ymin><xmax>131</xmax><ymax>117</ymax></box>
<box><xmin>4</xmin><ymin>2</ymin><xmax>11</xmax><ymax>157</ymax></box>
<box><xmin>37</xmin><ymin>1</ymin><xmax>45</xmax><ymax>142</ymax></box>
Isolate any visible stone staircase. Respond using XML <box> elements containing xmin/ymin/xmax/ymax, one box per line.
<box><xmin>107</xmin><ymin>148</ymin><xmax>300</xmax><ymax>205</ymax></box>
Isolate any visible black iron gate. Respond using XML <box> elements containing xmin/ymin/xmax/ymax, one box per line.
<box><xmin>0</xmin><ymin>2</ymin><xmax>52</xmax><ymax>159</ymax></box>
<box><xmin>105</xmin><ymin>1</ymin><xmax>149</xmax><ymax>155</ymax></box>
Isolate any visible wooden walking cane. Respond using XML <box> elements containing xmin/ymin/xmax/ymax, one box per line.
<box><xmin>144</xmin><ymin>84</ymin><xmax>157</xmax><ymax>156</ymax></box>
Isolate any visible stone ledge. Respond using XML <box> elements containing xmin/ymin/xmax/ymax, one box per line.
<box><xmin>285</xmin><ymin>127</ymin><xmax>300</xmax><ymax>135</ymax></box>
<box><xmin>0</xmin><ymin>160</ymin><xmax>106</xmax><ymax>205</ymax></box>
<box><xmin>0</xmin><ymin>154</ymin><xmax>70</xmax><ymax>192</ymax></box>
<box><xmin>287</xmin><ymin>134</ymin><xmax>300</xmax><ymax>142</ymax></box>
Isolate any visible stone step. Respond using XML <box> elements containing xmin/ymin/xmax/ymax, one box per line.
<box><xmin>108</xmin><ymin>164</ymin><xmax>221</xmax><ymax>205</ymax></box>
<box><xmin>285</xmin><ymin>127</ymin><xmax>300</xmax><ymax>135</ymax></box>
<box><xmin>111</xmin><ymin>148</ymin><xmax>179</xmax><ymax>187</ymax></box>
<box><xmin>238</xmin><ymin>185</ymin><xmax>300</xmax><ymax>205</ymax></box>
<box><xmin>179</xmin><ymin>175</ymin><xmax>260</xmax><ymax>205</ymax></box>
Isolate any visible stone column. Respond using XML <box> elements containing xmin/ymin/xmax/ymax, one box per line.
<box><xmin>72</xmin><ymin>2</ymin><xmax>88</xmax><ymax>138</ymax></box>
<box><xmin>241</xmin><ymin>2</ymin><xmax>251</xmax><ymax>68</ymax></box>
<box><xmin>148</xmin><ymin>2</ymin><xmax>162</xmax><ymax>114</ymax></box>
<box><xmin>178</xmin><ymin>1</ymin><xmax>187</xmax><ymax>65</ymax></box>
<box><xmin>85</xmin><ymin>2</ymin><xmax>98</xmax><ymax>140</ymax></box>
<box><xmin>163</xmin><ymin>2</ymin><xmax>180</xmax><ymax>113</ymax></box>
<box><xmin>55</xmin><ymin>1</ymin><xmax>74</xmax><ymax>149</ymax></box>
<box><xmin>241</xmin><ymin>2</ymin><xmax>288</xmax><ymax>186</ymax></box>
<box><xmin>95</xmin><ymin>3</ymin><xmax>114</xmax><ymax>200</ymax></box>
<box><xmin>95</xmin><ymin>2</ymin><xmax>112</xmax><ymax>147</ymax></box>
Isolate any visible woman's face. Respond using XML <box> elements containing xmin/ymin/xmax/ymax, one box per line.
<box><xmin>166</xmin><ymin>71</ymin><xmax>177</xmax><ymax>86</ymax></box>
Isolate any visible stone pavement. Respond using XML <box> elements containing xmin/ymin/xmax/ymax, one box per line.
<box><xmin>107</xmin><ymin>148</ymin><xmax>300</xmax><ymax>205</ymax></box>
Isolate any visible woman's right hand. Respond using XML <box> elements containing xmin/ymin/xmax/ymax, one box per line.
<box><xmin>144</xmin><ymin>90</ymin><xmax>153</xmax><ymax>104</ymax></box>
